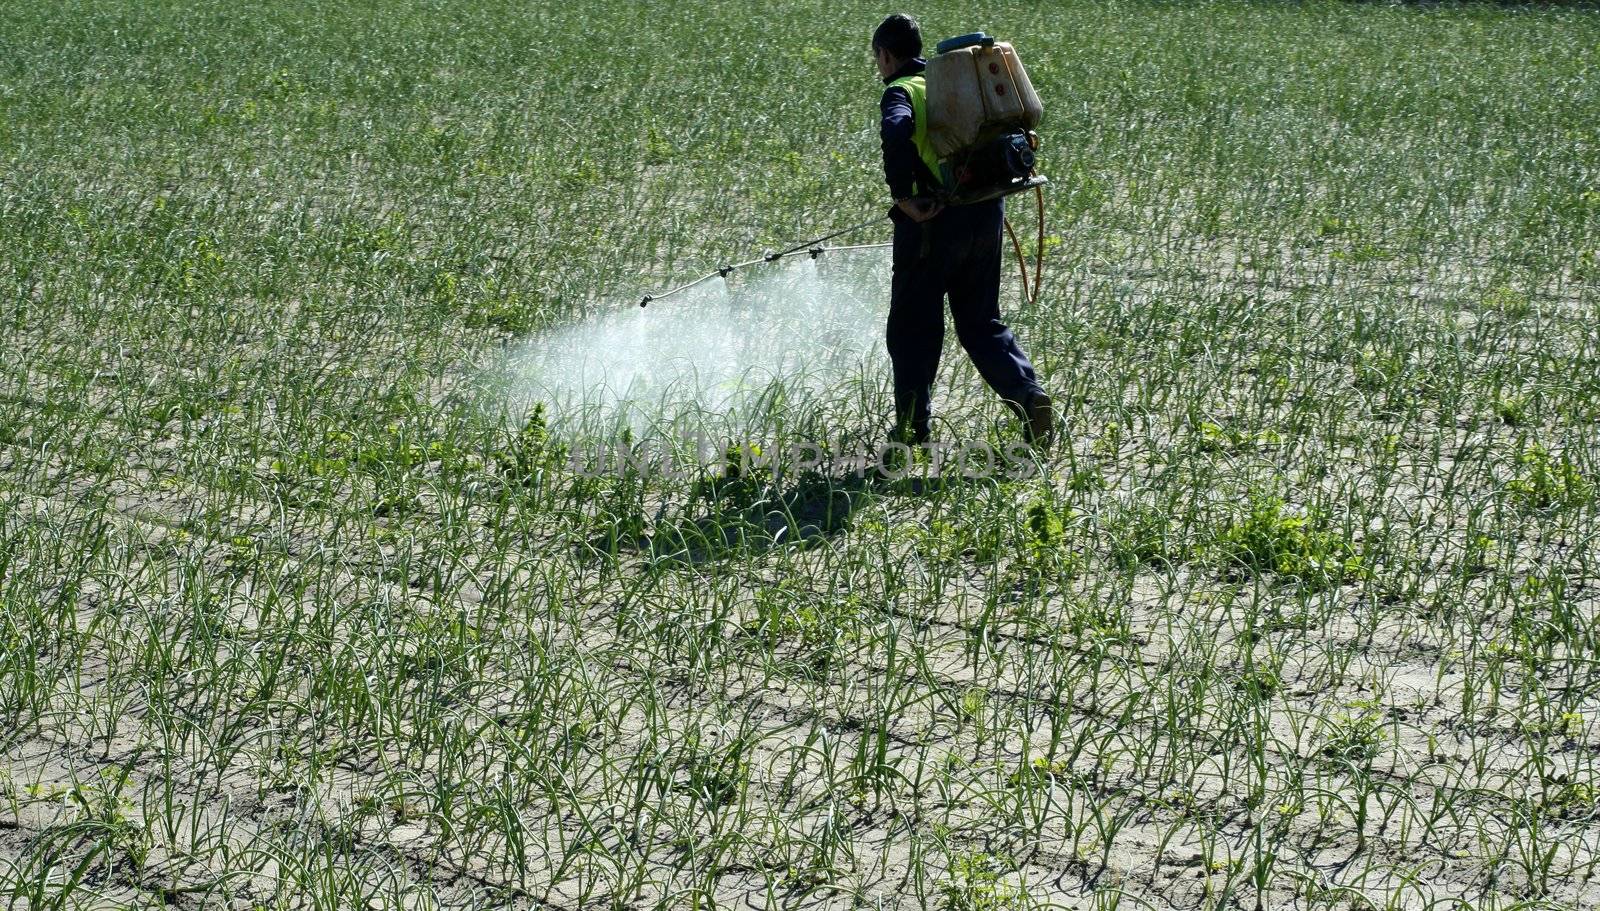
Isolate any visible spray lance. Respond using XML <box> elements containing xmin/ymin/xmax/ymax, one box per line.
<box><xmin>639</xmin><ymin>194</ymin><xmax>1047</xmax><ymax>311</ymax></box>
<box><xmin>639</xmin><ymin>216</ymin><xmax>891</xmax><ymax>308</ymax></box>
<box><xmin>641</xmin><ymin>30</ymin><xmax>1050</xmax><ymax>309</ymax></box>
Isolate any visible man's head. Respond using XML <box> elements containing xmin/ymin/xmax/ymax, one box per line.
<box><xmin>872</xmin><ymin>13</ymin><xmax>922</xmax><ymax>78</ymax></box>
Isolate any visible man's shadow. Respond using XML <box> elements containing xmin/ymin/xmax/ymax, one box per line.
<box><xmin>608</xmin><ymin>463</ymin><xmax>991</xmax><ymax>564</ymax></box>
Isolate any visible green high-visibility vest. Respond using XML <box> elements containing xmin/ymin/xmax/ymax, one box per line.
<box><xmin>887</xmin><ymin>74</ymin><xmax>944</xmax><ymax>196</ymax></box>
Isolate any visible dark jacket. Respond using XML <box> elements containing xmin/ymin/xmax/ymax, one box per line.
<box><xmin>879</xmin><ymin>57</ymin><xmax>937</xmax><ymax>204</ymax></box>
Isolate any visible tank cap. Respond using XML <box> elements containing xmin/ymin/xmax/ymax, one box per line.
<box><xmin>936</xmin><ymin>32</ymin><xmax>994</xmax><ymax>54</ymax></box>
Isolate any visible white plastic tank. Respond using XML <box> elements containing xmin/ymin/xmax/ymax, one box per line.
<box><xmin>926</xmin><ymin>38</ymin><xmax>1042</xmax><ymax>160</ymax></box>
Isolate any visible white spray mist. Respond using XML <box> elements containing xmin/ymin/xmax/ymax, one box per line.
<box><xmin>506</xmin><ymin>254</ymin><xmax>891</xmax><ymax>436</ymax></box>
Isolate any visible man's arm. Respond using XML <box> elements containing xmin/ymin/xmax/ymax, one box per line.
<box><xmin>879</xmin><ymin>85</ymin><xmax>919</xmax><ymax>202</ymax></box>
<box><xmin>880</xmin><ymin>86</ymin><xmax>943</xmax><ymax>222</ymax></box>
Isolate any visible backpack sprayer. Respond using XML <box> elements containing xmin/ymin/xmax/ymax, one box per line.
<box><xmin>642</xmin><ymin>32</ymin><xmax>1047</xmax><ymax>308</ymax></box>
<box><xmin>924</xmin><ymin>32</ymin><xmax>1046</xmax><ymax>207</ymax></box>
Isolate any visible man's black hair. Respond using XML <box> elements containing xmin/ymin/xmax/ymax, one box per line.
<box><xmin>872</xmin><ymin>13</ymin><xmax>922</xmax><ymax>61</ymax></box>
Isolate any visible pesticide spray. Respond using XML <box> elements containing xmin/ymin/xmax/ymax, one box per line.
<box><xmin>506</xmin><ymin>252</ymin><xmax>892</xmax><ymax>437</ymax></box>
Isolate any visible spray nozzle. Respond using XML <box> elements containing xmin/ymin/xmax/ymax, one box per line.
<box><xmin>639</xmin><ymin>295</ymin><xmax>653</xmax><ymax>308</ymax></box>
<box><xmin>808</xmin><ymin>246</ymin><xmax>824</xmax><ymax>259</ymax></box>
<box><xmin>717</xmin><ymin>264</ymin><xmax>735</xmax><ymax>277</ymax></box>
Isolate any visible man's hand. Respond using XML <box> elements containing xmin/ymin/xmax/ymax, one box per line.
<box><xmin>896</xmin><ymin>196</ymin><xmax>944</xmax><ymax>223</ymax></box>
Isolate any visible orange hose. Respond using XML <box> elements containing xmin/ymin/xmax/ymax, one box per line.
<box><xmin>1033</xmin><ymin>184</ymin><xmax>1046</xmax><ymax>303</ymax></box>
<box><xmin>1004</xmin><ymin>217</ymin><xmax>1033</xmax><ymax>305</ymax></box>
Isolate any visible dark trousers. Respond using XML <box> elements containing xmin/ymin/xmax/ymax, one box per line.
<box><xmin>887</xmin><ymin>199</ymin><xmax>1042</xmax><ymax>441</ymax></box>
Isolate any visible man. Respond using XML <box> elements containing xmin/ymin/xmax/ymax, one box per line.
<box><xmin>873</xmin><ymin>13</ymin><xmax>1053</xmax><ymax>447</ymax></box>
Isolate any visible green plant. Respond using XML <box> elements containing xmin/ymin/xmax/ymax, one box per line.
<box><xmin>1196</xmin><ymin>420</ymin><xmax>1281</xmax><ymax>453</ymax></box>
<box><xmin>1507</xmin><ymin>442</ymin><xmax>1593</xmax><ymax>510</ymax></box>
<box><xmin>1017</xmin><ymin>495</ymin><xmax>1081</xmax><ymax>582</ymax></box>
<box><xmin>690</xmin><ymin>442</ymin><xmax>768</xmax><ymax>510</ymax></box>
<box><xmin>939</xmin><ymin>852</ymin><xmax>1027</xmax><ymax>911</ymax></box>
<box><xmin>1211</xmin><ymin>494</ymin><xmax>1364</xmax><ymax>586</ymax></box>
<box><xmin>495</xmin><ymin>402</ymin><xmax>563</xmax><ymax>485</ymax></box>
<box><xmin>1484</xmin><ymin>285</ymin><xmax>1533</xmax><ymax>319</ymax></box>
<box><xmin>1320</xmin><ymin>703</ymin><xmax>1388</xmax><ymax>763</ymax></box>
<box><xmin>1104</xmin><ymin>501</ymin><xmax>1185</xmax><ymax>569</ymax></box>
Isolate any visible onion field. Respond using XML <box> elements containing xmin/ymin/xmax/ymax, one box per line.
<box><xmin>2</xmin><ymin>1</ymin><xmax>1599</xmax><ymax>908</ymax></box>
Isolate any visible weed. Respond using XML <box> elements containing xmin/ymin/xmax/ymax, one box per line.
<box><xmin>1235</xmin><ymin>663</ymin><xmax>1282</xmax><ymax>701</ymax></box>
<box><xmin>1017</xmin><ymin>495</ymin><xmax>1081</xmax><ymax>582</ymax></box>
<box><xmin>1320</xmin><ymin>703</ymin><xmax>1389</xmax><ymax>763</ymax></box>
<box><xmin>1541</xmin><ymin>776</ymin><xmax>1598</xmax><ymax>819</ymax></box>
<box><xmin>1484</xmin><ymin>286</ymin><xmax>1533</xmax><ymax>319</ymax></box>
<box><xmin>1507</xmin><ymin>442</ymin><xmax>1593</xmax><ymax>511</ymax></box>
<box><xmin>939</xmin><ymin>852</ymin><xmax>1028</xmax><ymax>911</ymax></box>
<box><xmin>1196</xmin><ymin>421</ymin><xmax>1281</xmax><ymax>454</ymax></box>
<box><xmin>1104</xmin><ymin>501</ymin><xmax>1185</xmax><ymax>569</ymax></box>
<box><xmin>1211</xmin><ymin>494</ymin><xmax>1364</xmax><ymax>587</ymax></box>
<box><xmin>495</xmin><ymin>403</ymin><xmax>563</xmax><ymax>487</ymax></box>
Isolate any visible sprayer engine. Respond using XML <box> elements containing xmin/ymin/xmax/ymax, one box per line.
<box><xmin>945</xmin><ymin>129</ymin><xmax>1037</xmax><ymax>202</ymax></box>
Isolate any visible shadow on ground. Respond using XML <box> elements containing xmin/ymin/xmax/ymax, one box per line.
<box><xmin>591</xmin><ymin>464</ymin><xmax>995</xmax><ymax>564</ymax></box>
